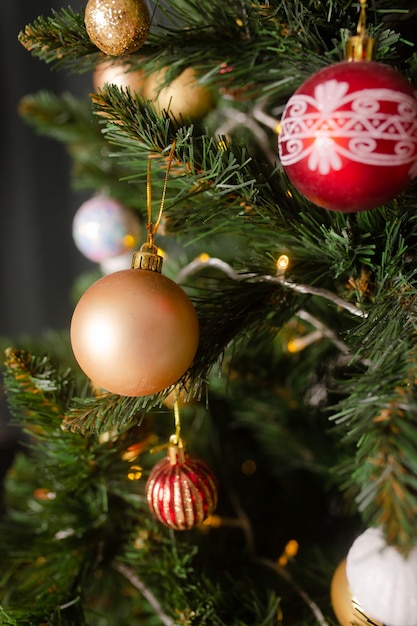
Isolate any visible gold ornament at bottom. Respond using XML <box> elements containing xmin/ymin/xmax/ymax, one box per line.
<box><xmin>330</xmin><ymin>559</ymin><xmax>382</xmax><ymax>626</ymax></box>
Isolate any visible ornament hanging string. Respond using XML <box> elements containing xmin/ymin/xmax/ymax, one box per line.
<box><xmin>145</xmin><ymin>140</ymin><xmax>177</xmax><ymax>250</ymax></box>
<box><xmin>149</xmin><ymin>0</ymin><xmax>163</xmax><ymax>28</ymax></box>
<box><xmin>171</xmin><ymin>399</ymin><xmax>182</xmax><ymax>445</ymax></box>
<box><xmin>147</xmin><ymin>399</ymin><xmax>183</xmax><ymax>457</ymax></box>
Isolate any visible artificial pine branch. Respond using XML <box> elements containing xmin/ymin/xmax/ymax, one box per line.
<box><xmin>17</xmin><ymin>1</ymin><xmax>411</xmax><ymax>103</ymax></box>
<box><xmin>18</xmin><ymin>7</ymin><xmax>97</xmax><ymax>71</ymax></box>
<box><xmin>3</xmin><ymin>348</ymin><xmax>76</xmax><ymax>431</ymax></box>
<box><xmin>0</xmin><ymin>362</ymin><xmax>161</xmax><ymax>622</ymax></box>
<box><xmin>332</xmin><ymin>289</ymin><xmax>417</xmax><ymax>552</ymax></box>
<box><xmin>63</xmin><ymin>392</ymin><xmax>150</xmax><ymax>434</ymax></box>
<box><xmin>18</xmin><ymin>91</ymin><xmax>96</xmax><ymax>144</ymax></box>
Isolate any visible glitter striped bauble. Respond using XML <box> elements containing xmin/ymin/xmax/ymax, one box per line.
<box><xmin>146</xmin><ymin>439</ymin><xmax>218</xmax><ymax>531</ymax></box>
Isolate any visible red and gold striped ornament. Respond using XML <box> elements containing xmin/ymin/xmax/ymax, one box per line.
<box><xmin>146</xmin><ymin>437</ymin><xmax>218</xmax><ymax>530</ymax></box>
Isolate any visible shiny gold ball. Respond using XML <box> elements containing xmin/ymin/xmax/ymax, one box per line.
<box><xmin>70</xmin><ymin>268</ymin><xmax>200</xmax><ymax>397</ymax></box>
<box><xmin>330</xmin><ymin>559</ymin><xmax>382</xmax><ymax>626</ymax></box>
<box><xmin>85</xmin><ymin>0</ymin><xmax>150</xmax><ymax>56</ymax></box>
<box><xmin>143</xmin><ymin>67</ymin><xmax>216</xmax><ymax>122</ymax></box>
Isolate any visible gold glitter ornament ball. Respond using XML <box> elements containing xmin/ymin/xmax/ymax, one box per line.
<box><xmin>85</xmin><ymin>0</ymin><xmax>151</xmax><ymax>56</ymax></box>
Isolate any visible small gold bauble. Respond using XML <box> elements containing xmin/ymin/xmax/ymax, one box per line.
<box><xmin>330</xmin><ymin>559</ymin><xmax>382</xmax><ymax>626</ymax></box>
<box><xmin>143</xmin><ymin>67</ymin><xmax>215</xmax><ymax>122</ymax></box>
<box><xmin>85</xmin><ymin>0</ymin><xmax>150</xmax><ymax>56</ymax></box>
<box><xmin>93</xmin><ymin>60</ymin><xmax>147</xmax><ymax>94</ymax></box>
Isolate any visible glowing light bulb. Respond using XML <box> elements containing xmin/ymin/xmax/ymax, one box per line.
<box><xmin>278</xmin><ymin>539</ymin><xmax>299</xmax><ymax>566</ymax></box>
<box><xmin>127</xmin><ymin>465</ymin><xmax>143</xmax><ymax>480</ymax></box>
<box><xmin>276</xmin><ymin>254</ymin><xmax>289</xmax><ymax>274</ymax></box>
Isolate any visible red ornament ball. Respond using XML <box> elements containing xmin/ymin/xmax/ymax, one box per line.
<box><xmin>70</xmin><ymin>265</ymin><xmax>199</xmax><ymax>397</ymax></box>
<box><xmin>146</xmin><ymin>439</ymin><xmax>218</xmax><ymax>530</ymax></box>
<box><xmin>278</xmin><ymin>61</ymin><xmax>417</xmax><ymax>212</ymax></box>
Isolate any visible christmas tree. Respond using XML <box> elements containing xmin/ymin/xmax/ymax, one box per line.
<box><xmin>1</xmin><ymin>0</ymin><xmax>417</xmax><ymax>624</ymax></box>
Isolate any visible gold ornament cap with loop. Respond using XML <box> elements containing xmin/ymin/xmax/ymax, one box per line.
<box><xmin>131</xmin><ymin>140</ymin><xmax>178</xmax><ymax>274</ymax></box>
<box><xmin>167</xmin><ymin>433</ymin><xmax>187</xmax><ymax>465</ymax></box>
<box><xmin>131</xmin><ymin>242</ymin><xmax>163</xmax><ymax>273</ymax></box>
<box><xmin>345</xmin><ymin>0</ymin><xmax>375</xmax><ymax>62</ymax></box>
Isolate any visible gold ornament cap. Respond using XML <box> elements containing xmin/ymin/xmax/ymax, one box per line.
<box><xmin>167</xmin><ymin>435</ymin><xmax>187</xmax><ymax>465</ymax></box>
<box><xmin>131</xmin><ymin>243</ymin><xmax>163</xmax><ymax>273</ymax></box>
<box><xmin>344</xmin><ymin>0</ymin><xmax>375</xmax><ymax>62</ymax></box>
<box><xmin>345</xmin><ymin>35</ymin><xmax>375</xmax><ymax>62</ymax></box>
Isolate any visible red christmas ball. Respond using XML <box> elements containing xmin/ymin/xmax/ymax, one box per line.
<box><xmin>278</xmin><ymin>61</ymin><xmax>417</xmax><ymax>212</ymax></box>
<box><xmin>146</xmin><ymin>440</ymin><xmax>218</xmax><ymax>530</ymax></box>
<box><xmin>70</xmin><ymin>263</ymin><xmax>199</xmax><ymax>397</ymax></box>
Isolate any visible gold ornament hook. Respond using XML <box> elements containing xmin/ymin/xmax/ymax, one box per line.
<box><xmin>131</xmin><ymin>139</ymin><xmax>177</xmax><ymax>272</ymax></box>
<box><xmin>172</xmin><ymin>398</ymin><xmax>182</xmax><ymax>444</ymax></box>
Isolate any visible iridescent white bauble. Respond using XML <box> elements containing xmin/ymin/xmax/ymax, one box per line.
<box><xmin>72</xmin><ymin>195</ymin><xmax>141</xmax><ymax>263</ymax></box>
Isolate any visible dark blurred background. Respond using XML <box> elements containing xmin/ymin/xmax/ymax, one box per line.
<box><xmin>0</xmin><ymin>1</ymin><xmax>91</xmax><ymax>337</ymax></box>
<box><xmin>0</xmin><ymin>2</ymin><xmax>92</xmax><ymax>502</ymax></box>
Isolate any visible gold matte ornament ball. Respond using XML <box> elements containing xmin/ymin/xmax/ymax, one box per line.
<box><xmin>93</xmin><ymin>60</ymin><xmax>147</xmax><ymax>94</ymax></box>
<box><xmin>330</xmin><ymin>559</ymin><xmax>382</xmax><ymax>626</ymax></box>
<box><xmin>143</xmin><ymin>67</ymin><xmax>215</xmax><ymax>122</ymax></box>
<box><xmin>85</xmin><ymin>0</ymin><xmax>150</xmax><ymax>56</ymax></box>
<box><xmin>70</xmin><ymin>268</ymin><xmax>199</xmax><ymax>397</ymax></box>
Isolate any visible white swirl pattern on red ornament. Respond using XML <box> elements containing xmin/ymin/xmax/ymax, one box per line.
<box><xmin>279</xmin><ymin>79</ymin><xmax>417</xmax><ymax>176</ymax></box>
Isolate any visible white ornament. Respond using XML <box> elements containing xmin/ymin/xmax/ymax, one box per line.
<box><xmin>346</xmin><ymin>527</ymin><xmax>417</xmax><ymax>626</ymax></box>
<box><xmin>72</xmin><ymin>195</ymin><xmax>141</xmax><ymax>263</ymax></box>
